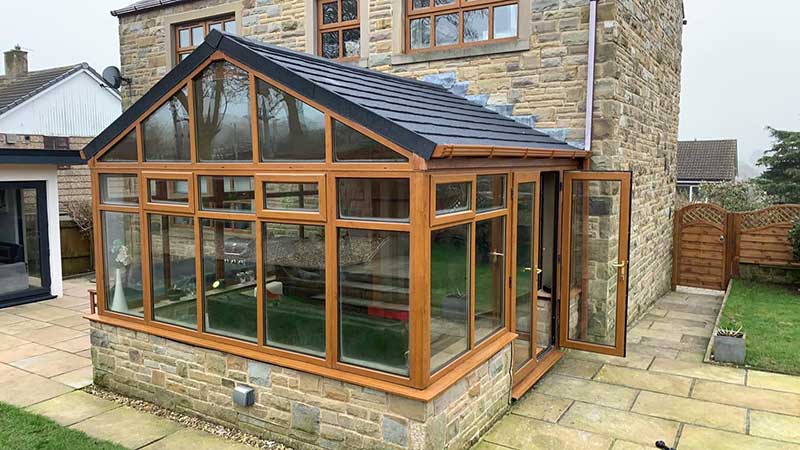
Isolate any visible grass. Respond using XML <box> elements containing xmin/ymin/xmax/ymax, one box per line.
<box><xmin>719</xmin><ymin>279</ymin><xmax>800</xmax><ymax>375</ymax></box>
<box><xmin>0</xmin><ymin>402</ymin><xmax>126</xmax><ymax>450</ymax></box>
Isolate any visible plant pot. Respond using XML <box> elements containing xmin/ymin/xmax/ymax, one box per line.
<box><xmin>714</xmin><ymin>333</ymin><xmax>745</xmax><ymax>364</ymax></box>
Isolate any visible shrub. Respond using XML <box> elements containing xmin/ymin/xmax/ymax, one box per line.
<box><xmin>697</xmin><ymin>180</ymin><xmax>773</xmax><ymax>212</ymax></box>
<box><xmin>790</xmin><ymin>218</ymin><xmax>800</xmax><ymax>262</ymax></box>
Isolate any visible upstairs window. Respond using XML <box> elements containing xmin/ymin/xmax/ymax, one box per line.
<box><xmin>317</xmin><ymin>0</ymin><xmax>361</xmax><ymax>60</ymax></box>
<box><xmin>174</xmin><ymin>15</ymin><xmax>236</xmax><ymax>63</ymax></box>
<box><xmin>407</xmin><ymin>0</ymin><xmax>518</xmax><ymax>51</ymax></box>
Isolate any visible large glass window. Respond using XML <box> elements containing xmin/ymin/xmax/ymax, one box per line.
<box><xmin>257</xmin><ymin>79</ymin><xmax>326</xmax><ymax>162</ymax></box>
<box><xmin>103</xmin><ymin>211</ymin><xmax>144</xmax><ymax>317</ymax></box>
<box><xmin>174</xmin><ymin>15</ymin><xmax>235</xmax><ymax>63</ymax></box>
<box><xmin>476</xmin><ymin>174</ymin><xmax>506</xmax><ymax>212</ymax></box>
<box><xmin>150</xmin><ymin>215</ymin><xmax>197</xmax><ymax>329</ymax></box>
<box><xmin>199</xmin><ymin>176</ymin><xmax>254</xmax><ymax>213</ymax></box>
<box><xmin>263</xmin><ymin>223</ymin><xmax>326</xmax><ymax>357</ymax></box>
<box><xmin>475</xmin><ymin>216</ymin><xmax>505</xmax><ymax>343</ymax></box>
<box><xmin>430</xmin><ymin>224</ymin><xmax>470</xmax><ymax>372</ymax></box>
<box><xmin>332</xmin><ymin>120</ymin><xmax>407</xmax><ymax>162</ymax></box>
<box><xmin>100</xmin><ymin>174</ymin><xmax>139</xmax><ymax>206</ymax></box>
<box><xmin>338</xmin><ymin>228</ymin><xmax>409</xmax><ymax>376</ymax></box>
<box><xmin>264</xmin><ymin>183</ymin><xmax>320</xmax><ymax>212</ymax></box>
<box><xmin>407</xmin><ymin>0</ymin><xmax>519</xmax><ymax>50</ymax></box>
<box><xmin>194</xmin><ymin>61</ymin><xmax>252</xmax><ymax>162</ymax></box>
<box><xmin>435</xmin><ymin>182</ymin><xmax>471</xmax><ymax>216</ymax></box>
<box><xmin>201</xmin><ymin>219</ymin><xmax>257</xmax><ymax>342</ymax></box>
<box><xmin>337</xmin><ymin>178</ymin><xmax>409</xmax><ymax>221</ymax></box>
<box><xmin>317</xmin><ymin>0</ymin><xmax>361</xmax><ymax>60</ymax></box>
<box><xmin>142</xmin><ymin>88</ymin><xmax>191</xmax><ymax>161</ymax></box>
<box><xmin>99</xmin><ymin>130</ymin><xmax>138</xmax><ymax>162</ymax></box>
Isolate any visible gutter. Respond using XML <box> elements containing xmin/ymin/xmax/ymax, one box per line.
<box><xmin>584</xmin><ymin>0</ymin><xmax>598</xmax><ymax>152</ymax></box>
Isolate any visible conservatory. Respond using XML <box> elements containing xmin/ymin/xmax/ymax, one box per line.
<box><xmin>84</xmin><ymin>31</ymin><xmax>632</xmax><ymax>450</ymax></box>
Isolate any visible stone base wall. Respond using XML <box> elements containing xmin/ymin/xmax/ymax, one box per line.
<box><xmin>90</xmin><ymin>321</ymin><xmax>512</xmax><ymax>450</ymax></box>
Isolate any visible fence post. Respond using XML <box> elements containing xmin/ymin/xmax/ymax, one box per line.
<box><xmin>730</xmin><ymin>213</ymin><xmax>740</xmax><ymax>279</ymax></box>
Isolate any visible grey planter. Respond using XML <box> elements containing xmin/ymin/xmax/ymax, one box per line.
<box><xmin>714</xmin><ymin>334</ymin><xmax>746</xmax><ymax>364</ymax></box>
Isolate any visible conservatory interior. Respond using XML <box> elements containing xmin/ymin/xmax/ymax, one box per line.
<box><xmin>84</xmin><ymin>31</ymin><xmax>632</xmax><ymax>403</ymax></box>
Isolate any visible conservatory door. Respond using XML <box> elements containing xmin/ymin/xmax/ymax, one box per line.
<box><xmin>510</xmin><ymin>172</ymin><xmax>539</xmax><ymax>378</ymax></box>
<box><xmin>559</xmin><ymin>171</ymin><xmax>632</xmax><ymax>357</ymax></box>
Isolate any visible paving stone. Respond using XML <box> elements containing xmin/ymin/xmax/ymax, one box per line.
<box><xmin>664</xmin><ymin>310</ymin><xmax>715</xmax><ymax>321</ymax></box>
<box><xmin>0</xmin><ymin>312</ymin><xmax>26</xmax><ymax>327</ymax></box>
<box><xmin>535</xmin><ymin>374</ymin><xmax>638</xmax><ymax>410</ymax></box>
<box><xmin>558</xmin><ymin>402</ymin><xmax>679</xmax><ymax>446</ymax></box>
<box><xmin>483</xmin><ymin>414</ymin><xmax>612</xmax><ymax>450</ymax></box>
<box><xmin>649</xmin><ymin>321</ymin><xmax>713</xmax><ymax>337</ymax></box>
<box><xmin>631</xmin><ymin>391</ymin><xmax>746</xmax><ymax>433</ymax></box>
<box><xmin>0</xmin><ymin>363</ymin><xmax>72</xmax><ymax>407</ymax></box>
<box><xmin>748</xmin><ymin>370</ymin><xmax>800</xmax><ymax>395</ymax></box>
<box><xmin>649</xmin><ymin>357</ymin><xmax>745</xmax><ymax>384</ymax></box>
<box><xmin>71</xmin><ymin>406</ymin><xmax>182</xmax><ymax>449</ymax></box>
<box><xmin>15</xmin><ymin>305</ymin><xmax>81</xmax><ymax>322</ymax></box>
<box><xmin>611</xmin><ymin>441</ymin><xmax>652</xmax><ymax>450</ymax></box>
<box><xmin>628</xmin><ymin>327</ymin><xmax>684</xmax><ymax>342</ymax></box>
<box><xmin>627</xmin><ymin>343</ymin><xmax>679</xmax><ymax>359</ymax></box>
<box><xmin>50</xmin><ymin>335</ymin><xmax>91</xmax><ymax>353</ymax></box>
<box><xmin>14</xmin><ymin>325</ymin><xmax>86</xmax><ymax>345</ymax></box>
<box><xmin>0</xmin><ymin>318</ymin><xmax>51</xmax><ymax>335</ymax></box>
<box><xmin>750</xmin><ymin>410</ymin><xmax>800</xmax><ymax>444</ymax></box>
<box><xmin>48</xmin><ymin>314</ymin><xmax>90</xmax><ymax>329</ymax></box>
<box><xmin>0</xmin><ymin>334</ymin><xmax>28</xmax><ymax>351</ymax></box>
<box><xmin>11</xmin><ymin>350</ymin><xmax>90</xmax><ymax>377</ymax></box>
<box><xmin>679</xmin><ymin>425</ymin><xmax>800</xmax><ymax>450</ymax></box>
<box><xmin>471</xmin><ymin>441</ymin><xmax>510</xmax><ymax>450</ymax></box>
<box><xmin>675</xmin><ymin>351</ymin><xmax>706</xmax><ymax>363</ymax></box>
<box><xmin>512</xmin><ymin>392</ymin><xmax>572</xmax><ymax>422</ymax></box>
<box><xmin>639</xmin><ymin>337</ymin><xmax>706</xmax><ymax>353</ymax></box>
<box><xmin>552</xmin><ymin>357</ymin><xmax>603</xmax><ymax>379</ymax></box>
<box><xmin>141</xmin><ymin>428</ymin><xmax>254</xmax><ymax>450</ymax></box>
<box><xmin>0</xmin><ymin>342</ymin><xmax>55</xmax><ymax>364</ymax></box>
<box><xmin>51</xmin><ymin>365</ymin><xmax>94</xmax><ymax>388</ymax></box>
<box><xmin>564</xmin><ymin>349</ymin><xmax>653</xmax><ymax>370</ymax></box>
<box><xmin>594</xmin><ymin>365</ymin><xmax>692</xmax><ymax>396</ymax></box>
<box><xmin>27</xmin><ymin>390</ymin><xmax>119</xmax><ymax>426</ymax></box>
<box><xmin>692</xmin><ymin>380</ymin><xmax>800</xmax><ymax>416</ymax></box>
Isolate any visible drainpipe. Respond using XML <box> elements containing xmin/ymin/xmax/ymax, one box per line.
<box><xmin>584</xmin><ymin>0</ymin><xmax>598</xmax><ymax>153</ymax></box>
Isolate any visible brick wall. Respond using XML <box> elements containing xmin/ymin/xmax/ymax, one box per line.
<box><xmin>91</xmin><ymin>321</ymin><xmax>512</xmax><ymax>450</ymax></box>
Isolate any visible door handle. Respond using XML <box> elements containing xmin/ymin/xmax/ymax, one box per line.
<box><xmin>719</xmin><ymin>235</ymin><xmax>725</xmax><ymax>242</ymax></box>
<box><xmin>611</xmin><ymin>261</ymin><xmax>627</xmax><ymax>278</ymax></box>
<box><xmin>522</xmin><ymin>267</ymin><xmax>543</xmax><ymax>275</ymax></box>
<box><xmin>536</xmin><ymin>268</ymin><xmax>543</xmax><ymax>275</ymax></box>
<box><xmin>489</xmin><ymin>251</ymin><xmax>505</xmax><ymax>257</ymax></box>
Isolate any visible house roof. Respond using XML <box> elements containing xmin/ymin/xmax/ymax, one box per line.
<box><xmin>677</xmin><ymin>139</ymin><xmax>738</xmax><ymax>182</ymax></box>
<box><xmin>111</xmin><ymin>0</ymin><xmax>193</xmax><ymax>16</ymax></box>
<box><xmin>0</xmin><ymin>148</ymin><xmax>85</xmax><ymax>165</ymax></box>
<box><xmin>0</xmin><ymin>63</ymin><xmax>116</xmax><ymax>116</ymax></box>
<box><xmin>84</xmin><ymin>30</ymin><xmax>577</xmax><ymax>161</ymax></box>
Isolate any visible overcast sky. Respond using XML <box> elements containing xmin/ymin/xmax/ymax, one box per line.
<box><xmin>1</xmin><ymin>0</ymin><xmax>798</xmax><ymax>169</ymax></box>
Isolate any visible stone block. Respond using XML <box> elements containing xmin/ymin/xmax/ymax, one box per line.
<box><xmin>291</xmin><ymin>402</ymin><xmax>320</xmax><ymax>435</ymax></box>
<box><xmin>248</xmin><ymin>361</ymin><xmax>271</xmax><ymax>387</ymax></box>
<box><xmin>382</xmin><ymin>415</ymin><xmax>408</xmax><ymax>446</ymax></box>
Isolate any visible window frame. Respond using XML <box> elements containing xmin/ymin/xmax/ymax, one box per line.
<box><xmin>316</xmin><ymin>0</ymin><xmax>362</xmax><ymax>61</ymax></box>
<box><xmin>256</xmin><ymin>173</ymin><xmax>327</xmax><ymax>222</ymax></box>
<box><xmin>143</xmin><ymin>171</ymin><xmax>196</xmax><ymax>214</ymax></box>
<box><xmin>405</xmin><ymin>0</ymin><xmax>519</xmax><ymax>53</ymax></box>
<box><xmin>174</xmin><ymin>14</ymin><xmax>236</xmax><ymax>63</ymax></box>
<box><xmin>430</xmin><ymin>173</ymin><xmax>476</xmax><ymax>227</ymax></box>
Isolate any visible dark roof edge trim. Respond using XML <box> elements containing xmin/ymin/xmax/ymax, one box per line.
<box><xmin>216</xmin><ymin>35</ymin><xmax>437</xmax><ymax>159</ymax></box>
<box><xmin>83</xmin><ymin>43</ymin><xmax>216</xmax><ymax>159</ymax></box>
<box><xmin>0</xmin><ymin>149</ymin><xmax>85</xmax><ymax>165</ymax></box>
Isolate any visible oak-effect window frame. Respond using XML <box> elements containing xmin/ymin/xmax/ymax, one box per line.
<box><xmin>174</xmin><ymin>15</ymin><xmax>236</xmax><ymax>63</ymax></box>
<box><xmin>316</xmin><ymin>0</ymin><xmax>361</xmax><ymax>61</ymax></box>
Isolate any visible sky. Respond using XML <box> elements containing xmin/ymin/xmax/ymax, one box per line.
<box><xmin>1</xmin><ymin>0</ymin><xmax>799</xmax><ymax>173</ymax></box>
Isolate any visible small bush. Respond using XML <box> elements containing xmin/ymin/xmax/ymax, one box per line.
<box><xmin>790</xmin><ymin>218</ymin><xmax>800</xmax><ymax>262</ymax></box>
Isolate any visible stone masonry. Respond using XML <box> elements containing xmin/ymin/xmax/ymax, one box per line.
<box><xmin>91</xmin><ymin>321</ymin><xmax>513</xmax><ymax>450</ymax></box>
<box><xmin>115</xmin><ymin>0</ymin><xmax>683</xmax><ymax>326</ymax></box>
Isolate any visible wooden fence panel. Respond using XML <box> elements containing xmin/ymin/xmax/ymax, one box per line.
<box><xmin>736</xmin><ymin>205</ymin><xmax>800</xmax><ymax>267</ymax></box>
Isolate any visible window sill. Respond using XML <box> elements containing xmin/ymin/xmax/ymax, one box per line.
<box><xmin>390</xmin><ymin>38</ymin><xmax>530</xmax><ymax>66</ymax></box>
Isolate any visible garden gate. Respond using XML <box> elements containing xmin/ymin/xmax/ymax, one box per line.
<box><xmin>673</xmin><ymin>204</ymin><xmax>730</xmax><ymax>290</ymax></box>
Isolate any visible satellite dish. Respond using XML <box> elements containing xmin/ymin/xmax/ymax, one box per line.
<box><xmin>101</xmin><ymin>66</ymin><xmax>130</xmax><ymax>89</ymax></box>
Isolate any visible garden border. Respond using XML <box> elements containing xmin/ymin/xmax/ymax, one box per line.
<box><xmin>704</xmin><ymin>278</ymin><xmax>733</xmax><ymax>365</ymax></box>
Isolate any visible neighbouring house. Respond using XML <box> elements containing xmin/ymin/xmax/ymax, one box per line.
<box><xmin>677</xmin><ymin>139</ymin><xmax>738</xmax><ymax>202</ymax></box>
<box><xmin>84</xmin><ymin>0</ymin><xmax>684</xmax><ymax>448</ymax></box>
<box><xmin>0</xmin><ymin>46</ymin><xmax>123</xmax><ymax>276</ymax></box>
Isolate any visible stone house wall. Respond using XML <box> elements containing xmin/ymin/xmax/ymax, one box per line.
<box><xmin>91</xmin><ymin>321</ymin><xmax>512</xmax><ymax>450</ymax></box>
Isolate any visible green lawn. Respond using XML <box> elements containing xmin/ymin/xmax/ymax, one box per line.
<box><xmin>719</xmin><ymin>279</ymin><xmax>800</xmax><ymax>375</ymax></box>
<box><xmin>0</xmin><ymin>402</ymin><xmax>125</xmax><ymax>450</ymax></box>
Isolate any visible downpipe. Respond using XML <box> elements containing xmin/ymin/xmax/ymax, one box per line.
<box><xmin>584</xmin><ymin>0</ymin><xmax>598</xmax><ymax>153</ymax></box>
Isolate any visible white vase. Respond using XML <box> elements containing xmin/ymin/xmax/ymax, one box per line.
<box><xmin>111</xmin><ymin>267</ymin><xmax>128</xmax><ymax>313</ymax></box>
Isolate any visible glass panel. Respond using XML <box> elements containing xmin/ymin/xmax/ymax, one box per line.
<box><xmin>178</xmin><ymin>29</ymin><xmax>191</xmax><ymax>48</ymax></box>
<box><xmin>567</xmin><ymin>179</ymin><xmax>622</xmax><ymax>346</ymax></box>
<box><xmin>148</xmin><ymin>179</ymin><xmax>189</xmax><ymax>205</ymax></box>
<box><xmin>194</xmin><ymin>61</ymin><xmax>252</xmax><ymax>162</ymax></box>
<box><xmin>180</xmin><ymin>53</ymin><xmax>190</xmax><ymax>62</ymax></box>
<box><xmin>513</xmin><ymin>182</ymin><xmax>534</xmax><ymax>370</ymax></box>
<box><xmin>464</xmin><ymin>8</ymin><xmax>489</xmax><ymax>43</ymax></box>
<box><xmin>410</xmin><ymin>17</ymin><xmax>431</xmax><ymax>49</ymax></box>
<box><xmin>224</xmin><ymin>20</ymin><xmax>236</xmax><ymax>34</ymax></box>
<box><xmin>322</xmin><ymin>2</ymin><xmax>338</xmax><ymax>24</ymax></box>
<box><xmin>537</xmin><ymin>172</ymin><xmax>559</xmax><ymax>355</ymax></box>
<box><xmin>435</xmin><ymin>14</ymin><xmax>459</xmax><ymax>46</ymax></box>
<box><xmin>435</xmin><ymin>0</ymin><xmax>455</xmax><ymax>5</ymax></box>
<box><xmin>103</xmin><ymin>211</ymin><xmax>144</xmax><ymax>317</ymax></box>
<box><xmin>264</xmin><ymin>183</ymin><xmax>319</xmax><ymax>211</ymax></box>
<box><xmin>343</xmin><ymin>28</ymin><xmax>360</xmax><ymax>58</ymax></box>
<box><xmin>332</xmin><ymin>119</ymin><xmax>407</xmax><ymax>162</ymax></box>
<box><xmin>476</xmin><ymin>174</ymin><xmax>506</xmax><ymax>212</ymax></box>
<box><xmin>201</xmin><ymin>219</ymin><xmax>257</xmax><ymax>342</ymax></box>
<box><xmin>430</xmin><ymin>224</ymin><xmax>470</xmax><ymax>373</ymax></box>
<box><xmin>191</xmin><ymin>26</ymin><xmax>204</xmax><ymax>45</ymax></box>
<box><xmin>493</xmin><ymin>4</ymin><xmax>518</xmax><ymax>39</ymax></box>
<box><xmin>99</xmin><ymin>130</ymin><xmax>137</xmax><ymax>162</ymax></box>
<box><xmin>199</xmin><ymin>176</ymin><xmax>254</xmax><ymax>213</ymax></box>
<box><xmin>412</xmin><ymin>0</ymin><xmax>429</xmax><ymax>8</ymax></box>
<box><xmin>475</xmin><ymin>216</ymin><xmax>505</xmax><ymax>343</ymax></box>
<box><xmin>264</xmin><ymin>223</ymin><xmax>326</xmax><ymax>357</ymax></box>
<box><xmin>210</xmin><ymin>22</ymin><xmax>223</xmax><ymax>32</ymax></box>
<box><xmin>337</xmin><ymin>178</ymin><xmax>409</xmax><ymax>221</ymax></box>
<box><xmin>322</xmin><ymin>31</ymin><xmax>340</xmax><ymax>58</ymax></box>
<box><xmin>435</xmin><ymin>182</ymin><xmax>471</xmax><ymax>216</ymax></box>
<box><xmin>338</xmin><ymin>228</ymin><xmax>409</xmax><ymax>376</ymax></box>
<box><xmin>342</xmin><ymin>0</ymin><xmax>358</xmax><ymax>21</ymax></box>
<box><xmin>0</xmin><ymin>188</ymin><xmax>44</xmax><ymax>296</ymax></box>
<box><xmin>150</xmin><ymin>215</ymin><xmax>197</xmax><ymax>329</ymax></box>
<box><xmin>100</xmin><ymin>174</ymin><xmax>139</xmax><ymax>205</ymax></box>
<box><xmin>256</xmin><ymin>79</ymin><xmax>325</xmax><ymax>161</ymax></box>
<box><xmin>142</xmin><ymin>88</ymin><xmax>191</xmax><ymax>161</ymax></box>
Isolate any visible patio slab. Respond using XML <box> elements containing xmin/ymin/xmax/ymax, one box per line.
<box><xmin>71</xmin><ymin>406</ymin><xmax>182</xmax><ymax>449</ymax></box>
<box><xmin>13</xmin><ymin>324</ymin><xmax>86</xmax><ymax>346</ymax></box>
<box><xmin>534</xmin><ymin>374</ymin><xmax>639</xmax><ymax>410</ymax></box>
<box><xmin>692</xmin><ymin>380</ymin><xmax>800</xmax><ymax>416</ymax></box>
<box><xmin>649</xmin><ymin>357</ymin><xmax>746</xmax><ymax>384</ymax></box>
<box><xmin>482</xmin><ymin>414</ymin><xmax>612</xmax><ymax>450</ymax></box>
<box><xmin>51</xmin><ymin>365</ymin><xmax>94</xmax><ymax>388</ymax></box>
<box><xmin>749</xmin><ymin>410</ymin><xmax>800</xmax><ymax>444</ymax></box>
<box><xmin>11</xmin><ymin>349</ymin><xmax>90</xmax><ymax>377</ymax></box>
<box><xmin>558</xmin><ymin>402</ymin><xmax>679</xmax><ymax>446</ymax></box>
<box><xmin>27</xmin><ymin>390</ymin><xmax>119</xmax><ymax>426</ymax></box>
<box><xmin>0</xmin><ymin>341</ymin><xmax>54</xmax><ymax>363</ymax></box>
<box><xmin>140</xmin><ymin>428</ymin><xmax>255</xmax><ymax>450</ymax></box>
<box><xmin>593</xmin><ymin>365</ymin><xmax>693</xmax><ymax>397</ymax></box>
<box><xmin>679</xmin><ymin>425</ymin><xmax>800</xmax><ymax>450</ymax></box>
<box><xmin>747</xmin><ymin>370</ymin><xmax>800</xmax><ymax>395</ymax></box>
<box><xmin>0</xmin><ymin>363</ymin><xmax>72</xmax><ymax>407</ymax></box>
<box><xmin>631</xmin><ymin>391</ymin><xmax>747</xmax><ymax>433</ymax></box>
<box><xmin>511</xmin><ymin>392</ymin><xmax>573</xmax><ymax>423</ymax></box>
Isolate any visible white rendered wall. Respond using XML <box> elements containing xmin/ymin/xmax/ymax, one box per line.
<box><xmin>0</xmin><ymin>71</ymin><xmax>121</xmax><ymax>137</ymax></box>
<box><xmin>0</xmin><ymin>165</ymin><xmax>63</xmax><ymax>297</ymax></box>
